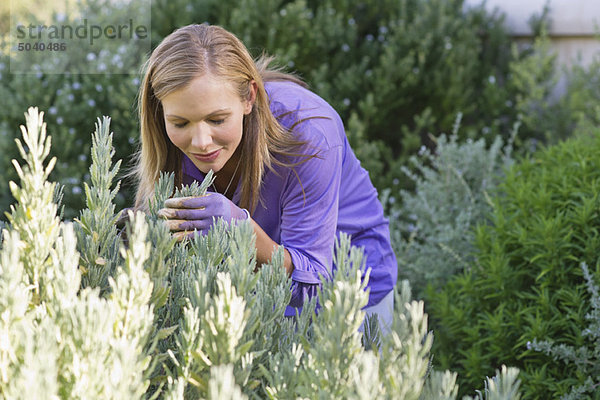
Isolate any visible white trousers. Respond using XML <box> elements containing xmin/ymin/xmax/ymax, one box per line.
<box><xmin>359</xmin><ymin>289</ymin><xmax>394</xmax><ymax>336</ymax></box>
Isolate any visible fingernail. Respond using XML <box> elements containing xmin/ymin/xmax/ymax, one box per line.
<box><xmin>158</xmin><ymin>209</ymin><xmax>175</xmax><ymax>219</ymax></box>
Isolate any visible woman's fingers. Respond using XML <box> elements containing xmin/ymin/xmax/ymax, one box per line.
<box><xmin>162</xmin><ymin>218</ymin><xmax>211</xmax><ymax>232</ymax></box>
<box><xmin>158</xmin><ymin>207</ymin><xmax>206</xmax><ymax>220</ymax></box>
<box><xmin>164</xmin><ymin>194</ymin><xmax>211</xmax><ymax>209</ymax></box>
<box><xmin>173</xmin><ymin>230</ymin><xmax>198</xmax><ymax>242</ymax></box>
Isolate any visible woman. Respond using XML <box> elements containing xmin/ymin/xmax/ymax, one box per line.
<box><xmin>133</xmin><ymin>23</ymin><xmax>397</xmax><ymax>330</ymax></box>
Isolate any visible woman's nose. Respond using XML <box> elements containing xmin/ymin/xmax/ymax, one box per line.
<box><xmin>190</xmin><ymin>122</ymin><xmax>212</xmax><ymax>149</ymax></box>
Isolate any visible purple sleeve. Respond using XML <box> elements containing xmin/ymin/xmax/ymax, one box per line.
<box><xmin>289</xmin><ymin>281</ymin><xmax>320</xmax><ymax>308</ymax></box>
<box><xmin>280</xmin><ymin>141</ymin><xmax>343</xmax><ymax>288</ymax></box>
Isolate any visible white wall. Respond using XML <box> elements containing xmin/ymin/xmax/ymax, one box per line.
<box><xmin>465</xmin><ymin>0</ymin><xmax>600</xmax><ymax>96</ymax></box>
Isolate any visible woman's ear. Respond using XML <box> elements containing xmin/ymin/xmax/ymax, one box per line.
<box><xmin>244</xmin><ymin>80</ymin><xmax>258</xmax><ymax>114</ymax></box>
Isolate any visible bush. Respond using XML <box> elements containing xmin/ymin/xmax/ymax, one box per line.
<box><xmin>1</xmin><ymin>0</ymin><xmax>561</xmax><ymax>220</ymax></box>
<box><xmin>150</xmin><ymin>0</ymin><xmax>557</xmax><ymax>190</ymax></box>
<box><xmin>427</xmin><ymin>131</ymin><xmax>600</xmax><ymax>398</ymax></box>
<box><xmin>385</xmin><ymin>115</ymin><xmax>517</xmax><ymax>297</ymax></box>
<box><xmin>530</xmin><ymin>262</ymin><xmax>600</xmax><ymax>400</ymax></box>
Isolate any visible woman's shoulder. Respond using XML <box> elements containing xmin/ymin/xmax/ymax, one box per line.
<box><xmin>265</xmin><ymin>80</ymin><xmax>345</xmax><ymax>149</ymax></box>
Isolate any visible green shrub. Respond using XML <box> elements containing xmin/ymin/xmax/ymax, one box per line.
<box><xmin>427</xmin><ymin>132</ymin><xmax>600</xmax><ymax>398</ymax></box>
<box><xmin>530</xmin><ymin>262</ymin><xmax>600</xmax><ymax>400</ymax></box>
<box><xmin>386</xmin><ymin>115</ymin><xmax>517</xmax><ymax>297</ymax></box>
<box><xmin>150</xmin><ymin>0</ymin><xmax>554</xmax><ymax>189</ymax></box>
<box><xmin>1</xmin><ymin>0</ymin><xmax>562</xmax><ymax>219</ymax></box>
<box><xmin>0</xmin><ymin>108</ymin><xmax>525</xmax><ymax>398</ymax></box>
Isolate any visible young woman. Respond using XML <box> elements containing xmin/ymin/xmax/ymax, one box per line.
<box><xmin>133</xmin><ymin>23</ymin><xmax>397</xmax><ymax>330</ymax></box>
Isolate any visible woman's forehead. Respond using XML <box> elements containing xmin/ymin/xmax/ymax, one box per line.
<box><xmin>161</xmin><ymin>74</ymin><xmax>242</xmax><ymax>116</ymax></box>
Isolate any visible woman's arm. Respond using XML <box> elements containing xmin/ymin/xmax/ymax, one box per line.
<box><xmin>250</xmin><ymin>217</ymin><xmax>294</xmax><ymax>276</ymax></box>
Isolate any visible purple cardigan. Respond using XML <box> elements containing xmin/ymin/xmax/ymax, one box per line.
<box><xmin>182</xmin><ymin>81</ymin><xmax>397</xmax><ymax>316</ymax></box>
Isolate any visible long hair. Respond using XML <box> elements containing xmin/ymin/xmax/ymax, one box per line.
<box><xmin>132</xmin><ymin>24</ymin><xmax>315</xmax><ymax>214</ymax></box>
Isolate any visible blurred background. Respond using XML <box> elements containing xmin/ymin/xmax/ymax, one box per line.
<box><xmin>0</xmin><ymin>0</ymin><xmax>598</xmax><ymax>221</ymax></box>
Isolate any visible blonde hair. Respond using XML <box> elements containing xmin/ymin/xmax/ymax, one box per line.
<box><xmin>132</xmin><ymin>24</ymin><xmax>314</xmax><ymax>214</ymax></box>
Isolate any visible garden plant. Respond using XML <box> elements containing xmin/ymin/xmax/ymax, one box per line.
<box><xmin>427</xmin><ymin>129</ymin><xmax>600</xmax><ymax>399</ymax></box>
<box><xmin>0</xmin><ymin>108</ymin><xmax>524</xmax><ymax>398</ymax></box>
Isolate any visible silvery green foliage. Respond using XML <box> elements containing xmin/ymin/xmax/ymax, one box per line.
<box><xmin>1</xmin><ymin>108</ymin><xmax>523</xmax><ymax>399</ymax></box>
<box><xmin>0</xmin><ymin>108</ymin><xmax>156</xmax><ymax>398</ymax></box>
<box><xmin>463</xmin><ymin>366</ymin><xmax>521</xmax><ymax>400</ymax></box>
<box><xmin>5</xmin><ymin>107</ymin><xmax>60</xmax><ymax>304</ymax></box>
<box><xmin>148</xmin><ymin>170</ymin><xmax>215</xmax><ymax>218</ymax></box>
<box><xmin>388</xmin><ymin>115</ymin><xmax>517</xmax><ymax>296</ymax></box>
<box><xmin>421</xmin><ymin>370</ymin><xmax>459</xmax><ymax>400</ymax></box>
<box><xmin>529</xmin><ymin>262</ymin><xmax>600</xmax><ymax>400</ymax></box>
<box><xmin>74</xmin><ymin>117</ymin><xmax>122</xmax><ymax>293</ymax></box>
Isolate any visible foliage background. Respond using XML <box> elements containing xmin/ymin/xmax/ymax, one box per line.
<box><xmin>1</xmin><ymin>0</ymin><xmax>593</xmax><ymax>220</ymax></box>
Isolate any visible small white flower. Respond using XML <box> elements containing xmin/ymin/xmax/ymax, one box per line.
<box><xmin>366</xmin><ymin>34</ymin><xmax>374</xmax><ymax>42</ymax></box>
<box><xmin>132</xmin><ymin>77</ymin><xmax>140</xmax><ymax>86</ymax></box>
<box><xmin>86</xmin><ymin>52</ymin><xmax>96</xmax><ymax>61</ymax></box>
<box><xmin>343</xmin><ymin>98</ymin><xmax>351</xmax><ymax>106</ymax></box>
<box><xmin>348</xmin><ymin>18</ymin><xmax>355</xmax><ymax>25</ymax></box>
<box><xmin>95</xmin><ymin>84</ymin><xmax>102</xmax><ymax>92</ymax></box>
<box><xmin>49</xmin><ymin>106</ymin><xmax>58</xmax><ymax>115</ymax></box>
<box><xmin>72</xmin><ymin>82</ymin><xmax>81</xmax><ymax>89</ymax></box>
<box><xmin>287</xmin><ymin>61</ymin><xmax>295</xmax><ymax>68</ymax></box>
<box><xmin>379</xmin><ymin>26</ymin><xmax>388</xmax><ymax>34</ymax></box>
<box><xmin>98</xmin><ymin>63</ymin><xmax>107</xmax><ymax>72</ymax></box>
<box><xmin>67</xmin><ymin>94</ymin><xmax>74</xmax><ymax>101</ymax></box>
<box><xmin>87</xmin><ymin>99</ymin><xmax>96</xmax><ymax>107</ymax></box>
<box><xmin>128</xmin><ymin>137</ymin><xmax>135</xmax><ymax>144</ymax></box>
<box><xmin>341</xmin><ymin>44</ymin><xmax>350</xmax><ymax>52</ymax></box>
<box><xmin>280</xmin><ymin>9</ymin><xmax>287</xmax><ymax>16</ymax></box>
<box><xmin>72</xmin><ymin>186</ymin><xmax>82</xmax><ymax>194</ymax></box>
<box><xmin>393</xmin><ymin>178</ymin><xmax>399</xmax><ymax>185</ymax></box>
<box><xmin>69</xmin><ymin>128</ymin><xmax>75</xmax><ymax>135</ymax></box>
<box><xmin>79</xmin><ymin>154</ymin><xmax>87</xmax><ymax>162</ymax></box>
<box><xmin>488</xmin><ymin>75</ymin><xmax>496</xmax><ymax>84</ymax></box>
<box><xmin>56</xmin><ymin>117</ymin><xmax>63</xmax><ymax>125</ymax></box>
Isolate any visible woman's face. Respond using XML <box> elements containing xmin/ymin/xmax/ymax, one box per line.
<box><xmin>161</xmin><ymin>73</ymin><xmax>255</xmax><ymax>174</ymax></box>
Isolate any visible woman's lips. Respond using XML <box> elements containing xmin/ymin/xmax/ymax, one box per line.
<box><xmin>192</xmin><ymin>149</ymin><xmax>221</xmax><ymax>162</ymax></box>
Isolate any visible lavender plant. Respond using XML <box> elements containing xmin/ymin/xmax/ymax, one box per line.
<box><xmin>0</xmin><ymin>108</ymin><xmax>156</xmax><ymax>398</ymax></box>
<box><xmin>1</xmin><ymin>108</ymin><xmax>523</xmax><ymax>399</ymax></box>
<box><xmin>75</xmin><ymin>116</ymin><xmax>122</xmax><ymax>293</ymax></box>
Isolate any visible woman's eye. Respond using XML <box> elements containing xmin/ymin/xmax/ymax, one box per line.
<box><xmin>173</xmin><ymin>121</ymin><xmax>188</xmax><ymax>128</ymax></box>
<box><xmin>210</xmin><ymin>119</ymin><xmax>225</xmax><ymax>125</ymax></box>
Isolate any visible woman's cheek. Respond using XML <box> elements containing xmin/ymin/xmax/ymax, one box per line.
<box><xmin>166</xmin><ymin>128</ymin><xmax>188</xmax><ymax>149</ymax></box>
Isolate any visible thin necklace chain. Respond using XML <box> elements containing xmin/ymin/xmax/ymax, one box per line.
<box><xmin>213</xmin><ymin>154</ymin><xmax>241</xmax><ymax>197</ymax></box>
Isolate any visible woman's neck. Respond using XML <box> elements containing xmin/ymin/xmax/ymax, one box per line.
<box><xmin>213</xmin><ymin>147</ymin><xmax>242</xmax><ymax>198</ymax></box>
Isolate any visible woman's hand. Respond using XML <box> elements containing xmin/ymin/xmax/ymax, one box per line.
<box><xmin>158</xmin><ymin>193</ymin><xmax>249</xmax><ymax>240</ymax></box>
